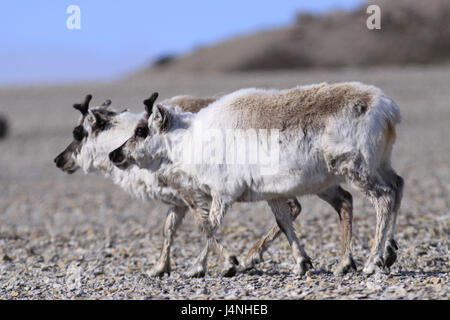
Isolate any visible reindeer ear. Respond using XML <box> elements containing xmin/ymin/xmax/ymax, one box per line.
<box><xmin>153</xmin><ymin>104</ymin><xmax>164</xmax><ymax>121</ymax></box>
<box><xmin>86</xmin><ymin>112</ymin><xmax>96</xmax><ymax>126</ymax></box>
<box><xmin>152</xmin><ymin>104</ymin><xmax>170</xmax><ymax>132</ymax></box>
<box><xmin>73</xmin><ymin>94</ymin><xmax>92</xmax><ymax>115</ymax></box>
<box><xmin>143</xmin><ymin>92</ymin><xmax>159</xmax><ymax>115</ymax></box>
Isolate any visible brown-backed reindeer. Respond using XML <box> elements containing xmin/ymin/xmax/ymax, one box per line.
<box><xmin>112</xmin><ymin>82</ymin><xmax>403</xmax><ymax>276</ymax></box>
<box><xmin>111</xmin><ymin>93</ymin><xmax>362</xmax><ymax>277</ymax></box>
<box><xmin>55</xmin><ymin>93</ymin><xmax>305</xmax><ymax>277</ymax></box>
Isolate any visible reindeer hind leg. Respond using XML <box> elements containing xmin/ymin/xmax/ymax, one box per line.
<box><xmin>267</xmin><ymin>198</ymin><xmax>312</xmax><ymax>276</ymax></box>
<box><xmin>327</xmin><ymin>152</ymin><xmax>395</xmax><ymax>275</ymax></box>
<box><xmin>379</xmin><ymin>167</ymin><xmax>404</xmax><ymax>271</ymax></box>
<box><xmin>242</xmin><ymin>198</ymin><xmax>302</xmax><ymax>271</ymax></box>
<box><xmin>318</xmin><ymin>186</ymin><xmax>357</xmax><ymax>275</ymax></box>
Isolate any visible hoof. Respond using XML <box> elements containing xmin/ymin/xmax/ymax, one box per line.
<box><xmin>147</xmin><ymin>263</ymin><xmax>171</xmax><ymax>278</ymax></box>
<box><xmin>363</xmin><ymin>256</ymin><xmax>384</xmax><ymax>275</ymax></box>
<box><xmin>221</xmin><ymin>256</ymin><xmax>239</xmax><ymax>277</ymax></box>
<box><xmin>295</xmin><ymin>256</ymin><xmax>313</xmax><ymax>276</ymax></box>
<box><xmin>183</xmin><ymin>266</ymin><xmax>206</xmax><ymax>278</ymax></box>
<box><xmin>383</xmin><ymin>239</ymin><xmax>398</xmax><ymax>270</ymax></box>
<box><xmin>242</xmin><ymin>246</ymin><xmax>264</xmax><ymax>272</ymax></box>
<box><xmin>147</xmin><ymin>268</ymin><xmax>169</xmax><ymax>278</ymax></box>
<box><xmin>221</xmin><ymin>265</ymin><xmax>237</xmax><ymax>277</ymax></box>
<box><xmin>241</xmin><ymin>253</ymin><xmax>261</xmax><ymax>271</ymax></box>
<box><xmin>334</xmin><ymin>256</ymin><xmax>357</xmax><ymax>276</ymax></box>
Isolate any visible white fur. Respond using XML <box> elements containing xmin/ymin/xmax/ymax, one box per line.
<box><xmin>134</xmin><ymin>82</ymin><xmax>402</xmax><ymax>275</ymax></box>
<box><xmin>143</xmin><ymin>84</ymin><xmax>400</xmax><ymax>202</ymax></box>
<box><xmin>67</xmin><ymin>104</ymin><xmax>245</xmax><ymax>277</ymax></box>
<box><xmin>74</xmin><ymin>110</ymin><xmax>184</xmax><ymax>206</ymax></box>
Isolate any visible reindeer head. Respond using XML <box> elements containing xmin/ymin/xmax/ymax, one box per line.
<box><xmin>109</xmin><ymin>92</ymin><xmax>162</xmax><ymax>170</ymax></box>
<box><xmin>54</xmin><ymin>94</ymin><xmax>137</xmax><ymax>174</ymax></box>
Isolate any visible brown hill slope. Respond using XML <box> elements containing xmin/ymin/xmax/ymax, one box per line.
<box><xmin>141</xmin><ymin>0</ymin><xmax>450</xmax><ymax>74</ymax></box>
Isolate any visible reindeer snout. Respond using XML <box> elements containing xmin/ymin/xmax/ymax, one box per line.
<box><xmin>54</xmin><ymin>153</ymin><xmax>64</xmax><ymax>168</ymax></box>
<box><xmin>109</xmin><ymin>148</ymin><xmax>125</xmax><ymax>164</ymax></box>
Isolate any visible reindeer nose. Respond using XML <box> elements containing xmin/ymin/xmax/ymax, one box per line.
<box><xmin>109</xmin><ymin>148</ymin><xmax>124</xmax><ymax>164</ymax></box>
<box><xmin>54</xmin><ymin>154</ymin><xmax>64</xmax><ymax>167</ymax></box>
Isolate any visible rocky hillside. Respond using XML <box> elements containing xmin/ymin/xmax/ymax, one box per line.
<box><xmin>141</xmin><ymin>0</ymin><xmax>450</xmax><ymax>74</ymax></box>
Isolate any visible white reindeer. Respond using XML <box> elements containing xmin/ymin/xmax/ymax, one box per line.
<box><xmin>54</xmin><ymin>93</ymin><xmax>305</xmax><ymax>277</ymax></box>
<box><xmin>111</xmin><ymin>82</ymin><xmax>404</xmax><ymax>275</ymax></box>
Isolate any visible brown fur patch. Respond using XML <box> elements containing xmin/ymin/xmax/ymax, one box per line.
<box><xmin>382</xmin><ymin>121</ymin><xmax>396</xmax><ymax>160</ymax></box>
<box><xmin>151</xmin><ymin>96</ymin><xmax>217</xmax><ymax>133</ymax></box>
<box><xmin>225</xmin><ymin>83</ymin><xmax>375</xmax><ymax>132</ymax></box>
<box><xmin>164</xmin><ymin>96</ymin><xmax>217</xmax><ymax>113</ymax></box>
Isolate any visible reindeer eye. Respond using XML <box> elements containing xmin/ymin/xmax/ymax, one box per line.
<box><xmin>135</xmin><ymin>126</ymin><xmax>148</xmax><ymax>138</ymax></box>
<box><xmin>97</xmin><ymin>118</ymin><xmax>106</xmax><ymax>130</ymax></box>
<box><xmin>73</xmin><ymin>126</ymin><xmax>85</xmax><ymax>141</ymax></box>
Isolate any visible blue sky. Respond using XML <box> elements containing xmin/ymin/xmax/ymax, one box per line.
<box><xmin>0</xmin><ymin>0</ymin><xmax>364</xmax><ymax>84</ymax></box>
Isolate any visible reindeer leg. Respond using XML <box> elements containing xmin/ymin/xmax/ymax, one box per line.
<box><xmin>379</xmin><ymin>167</ymin><xmax>404</xmax><ymax>272</ymax></box>
<box><xmin>242</xmin><ymin>198</ymin><xmax>302</xmax><ymax>270</ymax></box>
<box><xmin>318</xmin><ymin>186</ymin><xmax>357</xmax><ymax>275</ymax></box>
<box><xmin>183</xmin><ymin>237</ymin><xmax>211</xmax><ymax>278</ymax></box>
<box><xmin>147</xmin><ymin>206</ymin><xmax>187</xmax><ymax>277</ymax></box>
<box><xmin>328</xmin><ymin>152</ymin><xmax>394</xmax><ymax>275</ymax></box>
<box><xmin>206</xmin><ymin>198</ymin><xmax>238</xmax><ymax>277</ymax></box>
<box><xmin>183</xmin><ymin>204</ymin><xmax>211</xmax><ymax>278</ymax></box>
<box><xmin>267</xmin><ymin>198</ymin><xmax>313</xmax><ymax>276</ymax></box>
<box><xmin>183</xmin><ymin>198</ymin><xmax>236</xmax><ymax>277</ymax></box>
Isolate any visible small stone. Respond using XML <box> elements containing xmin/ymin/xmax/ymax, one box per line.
<box><xmin>10</xmin><ymin>291</ymin><xmax>19</xmax><ymax>297</ymax></box>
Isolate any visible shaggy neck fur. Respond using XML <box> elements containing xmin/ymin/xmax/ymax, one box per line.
<box><xmin>75</xmin><ymin>110</ymin><xmax>185</xmax><ymax>206</ymax></box>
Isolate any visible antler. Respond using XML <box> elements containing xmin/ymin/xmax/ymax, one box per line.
<box><xmin>101</xmin><ymin>99</ymin><xmax>112</xmax><ymax>108</ymax></box>
<box><xmin>143</xmin><ymin>92</ymin><xmax>159</xmax><ymax>114</ymax></box>
<box><xmin>73</xmin><ymin>94</ymin><xmax>92</xmax><ymax>115</ymax></box>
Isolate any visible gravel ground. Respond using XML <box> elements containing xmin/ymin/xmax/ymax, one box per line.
<box><xmin>0</xmin><ymin>66</ymin><xmax>448</xmax><ymax>299</ymax></box>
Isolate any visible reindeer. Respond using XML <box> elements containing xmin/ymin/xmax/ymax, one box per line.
<box><xmin>54</xmin><ymin>93</ymin><xmax>305</xmax><ymax>277</ymax></box>
<box><xmin>111</xmin><ymin>82</ymin><xmax>404</xmax><ymax>276</ymax></box>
